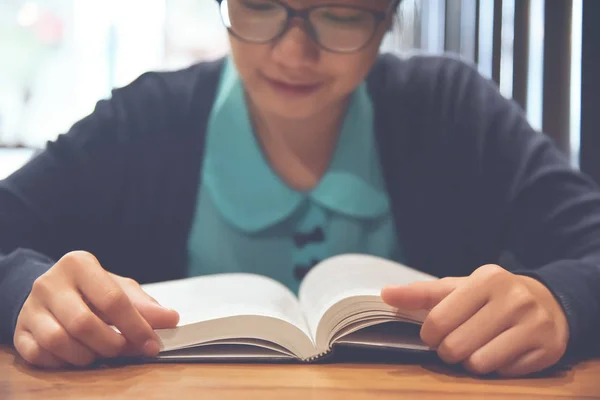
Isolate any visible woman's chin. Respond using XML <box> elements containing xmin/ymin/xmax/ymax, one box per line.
<box><xmin>258</xmin><ymin>93</ymin><xmax>336</xmax><ymax>121</ymax></box>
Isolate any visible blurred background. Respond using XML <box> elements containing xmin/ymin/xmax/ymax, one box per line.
<box><xmin>0</xmin><ymin>0</ymin><xmax>598</xmax><ymax>183</ymax></box>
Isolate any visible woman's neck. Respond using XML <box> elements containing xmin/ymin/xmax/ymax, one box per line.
<box><xmin>248</xmin><ymin>97</ymin><xmax>349</xmax><ymax>191</ymax></box>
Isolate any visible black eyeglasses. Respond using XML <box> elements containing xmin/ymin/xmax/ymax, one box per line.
<box><xmin>215</xmin><ymin>0</ymin><xmax>396</xmax><ymax>53</ymax></box>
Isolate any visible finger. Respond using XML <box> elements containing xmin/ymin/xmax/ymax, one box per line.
<box><xmin>87</xmin><ymin>298</ymin><xmax>177</xmax><ymax>335</ymax></box>
<box><xmin>129</xmin><ymin>289</ymin><xmax>180</xmax><ymax>329</ymax></box>
<box><xmin>497</xmin><ymin>348</ymin><xmax>556</xmax><ymax>378</ymax></box>
<box><xmin>88</xmin><ymin>285</ymin><xmax>178</xmax><ymax>328</ymax></box>
<box><xmin>420</xmin><ymin>277</ymin><xmax>490</xmax><ymax>348</ymax></box>
<box><xmin>14</xmin><ymin>330</ymin><xmax>65</xmax><ymax>369</ymax></box>
<box><xmin>48</xmin><ymin>291</ymin><xmax>127</xmax><ymax>358</ymax></box>
<box><xmin>463</xmin><ymin>326</ymin><xmax>536</xmax><ymax>376</ymax></box>
<box><xmin>436</xmin><ymin>300</ymin><xmax>514</xmax><ymax>364</ymax></box>
<box><xmin>381</xmin><ymin>277</ymin><xmax>462</xmax><ymax>311</ymax></box>
<box><xmin>72</xmin><ymin>262</ymin><xmax>160</xmax><ymax>356</ymax></box>
<box><xmin>83</xmin><ymin>299</ymin><xmax>111</xmax><ymax>324</ymax></box>
<box><xmin>28</xmin><ymin>312</ymin><xmax>97</xmax><ymax>367</ymax></box>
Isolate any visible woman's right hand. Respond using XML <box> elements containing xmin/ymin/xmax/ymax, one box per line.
<box><xmin>13</xmin><ymin>251</ymin><xmax>180</xmax><ymax>369</ymax></box>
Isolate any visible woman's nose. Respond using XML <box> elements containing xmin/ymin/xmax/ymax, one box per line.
<box><xmin>270</xmin><ymin>19</ymin><xmax>320</xmax><ymax>69</ymax></box>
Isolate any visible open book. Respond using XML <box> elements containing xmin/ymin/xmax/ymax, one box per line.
<box><xmin>141</xmin><ymin>254</ymin><xmax>437</xmax><ymax>362</ymax></box>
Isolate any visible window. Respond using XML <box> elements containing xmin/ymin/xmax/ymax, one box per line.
<box><xmin>0</xmin><ymin>0</ymin><xmax>229</xmax><ymax>148</ymax></box>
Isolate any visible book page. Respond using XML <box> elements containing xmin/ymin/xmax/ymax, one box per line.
<box><xmin>142</xmin><ymin>273</ymin><xmax>310</xmax><ymax>338</ymax></box>
<box><xmin>335</xmin><ymin>321</ymin><xmax>430</xmax><ymax>352</ymax></box>
<box><xmin>298</xmin><ymin>254</ymin><xmax>437</xmax><ymax>339</ymax></box>
<box><xmin>155</xmin><ymin>343</ymin><xmax>294</xmax><ymax>361</ymax></box>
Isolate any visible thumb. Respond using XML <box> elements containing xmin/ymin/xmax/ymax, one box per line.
<box><xmin>129</xmin><ymin>288</ymin><xmax>180</xmax><ymax>329</ymax></box>
<box><xmin>381</xmin><ymin>277</ymin><xmax>463</xmax><ymax>311</ymax></box>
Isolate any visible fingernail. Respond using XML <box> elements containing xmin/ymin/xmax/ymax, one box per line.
<box><xmin>142</xmin><ymin>339</ymin><xmax>160</xmax><ymax>357</ymax></box>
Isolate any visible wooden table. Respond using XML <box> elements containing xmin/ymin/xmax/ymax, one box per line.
<box><xmin>2</xmin><ymin>346</ymin><xmax>599</xmax><ymax>400</ymax></box>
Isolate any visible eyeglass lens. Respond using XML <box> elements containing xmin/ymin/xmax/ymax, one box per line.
<box><xmin>220</xmin><ymin>0</ymin><xmax>379</xmax><ymax>52</ymax></box>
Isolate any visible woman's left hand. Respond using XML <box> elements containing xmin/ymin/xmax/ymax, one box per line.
<box><xmin>381</xmin><ymin>264</ymin><xmax>569</xmax><ymax>377</ymax></box>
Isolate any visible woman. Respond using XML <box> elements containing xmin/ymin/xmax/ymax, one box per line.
<box><xmin>1</xmin><ymin>0</ymin><xmax>599</xmax><ymax>377</ymax></box>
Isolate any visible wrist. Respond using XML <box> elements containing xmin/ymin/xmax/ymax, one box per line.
<box><xmin>519</xmin><ymin>275</ymin><xmax>570</xmax><ymax>347</ymax></box>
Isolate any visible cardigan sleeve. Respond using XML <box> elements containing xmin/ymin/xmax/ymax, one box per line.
<box><xmin>0</xmin><ymin>69</ymin><xmax>186</xmax><ymax>343</ymax></box>
<box><xmin>447</xmin><ymin>58</ymin><xmax>600</xmax><ymax>359</ymax></box>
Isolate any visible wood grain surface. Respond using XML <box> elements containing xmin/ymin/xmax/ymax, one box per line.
<box><xmin>1</xmin><ymin>346</ymin><xmax>599</xmax><ymax>399</ymax></box>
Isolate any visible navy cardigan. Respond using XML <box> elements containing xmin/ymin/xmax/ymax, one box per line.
<box><xmin>1</xmin><ymin>54</ymin><xmax>600</xmax><ymax>360</ymax></box>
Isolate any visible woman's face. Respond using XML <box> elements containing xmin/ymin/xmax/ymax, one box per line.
<box><xmin>226</xmin><ymin>0</ymin><xmax>394</xmax><ymax>120</ymax></box>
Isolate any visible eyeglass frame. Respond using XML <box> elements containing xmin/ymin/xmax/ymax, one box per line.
<box><xmin>214</xmin><ymin>0</ymin><xmax>399</xmax><ymax>53</ymax></box>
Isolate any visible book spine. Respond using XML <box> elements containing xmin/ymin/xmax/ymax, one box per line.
<box><xmin>304</xmin><ymin>348</ymin><xmax>332</xmax><ymax>363</ymax></box>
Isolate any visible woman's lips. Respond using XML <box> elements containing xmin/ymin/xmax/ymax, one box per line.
<box><xmin>264</xmin><ymin>76</ymin><xmax>324</xmax><ymax>97</ymax></box>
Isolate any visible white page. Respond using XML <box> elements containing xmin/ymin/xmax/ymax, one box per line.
<box><xmin>142</xmin><ymin>273</ymin><xmax>310</xmax><ymax>338</ymax></box>
<box><xmin>298</xmin><ymin>254</ymin><xmax>437</xmax><ymax>338</ymax></box>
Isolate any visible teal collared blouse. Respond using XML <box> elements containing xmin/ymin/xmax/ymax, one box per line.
<box><xmin>187</xmin><ymin>58</ymin><xmax>402</xmax><ymax>292</ymax></box>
